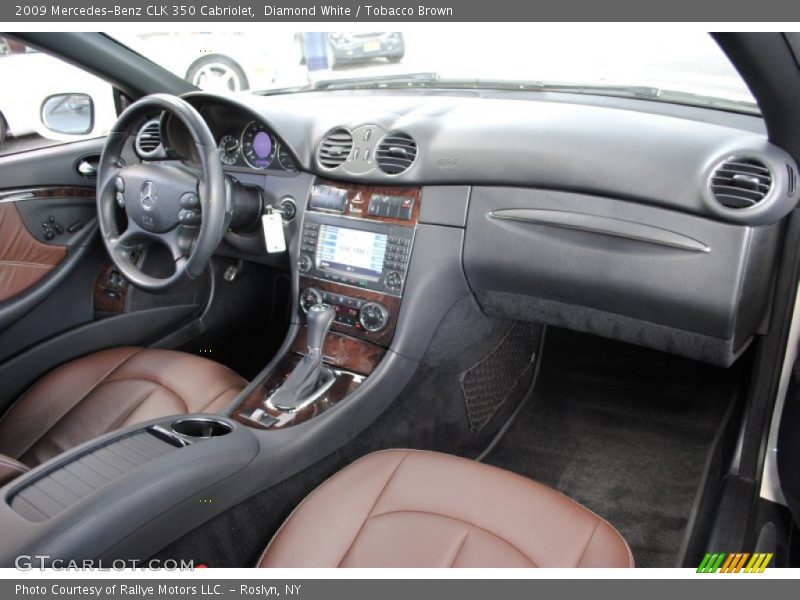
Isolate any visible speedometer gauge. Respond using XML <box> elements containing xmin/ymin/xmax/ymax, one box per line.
<box><xmin>277</xmin><ymin>145</ymin><xmax>298</xmax><ymax>172</ymax></box>
<box><xmin>241</xmin><ymin>121</ymin><xmax>275</xmax><ymax>169</ymax></box>
<box><xmin>218</xmin><ymin>134</ymin><xmax>240</xmax><ymax>165</ymax></box>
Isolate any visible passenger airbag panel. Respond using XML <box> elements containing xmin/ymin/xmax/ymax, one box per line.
<box><xmin>463</xmin><ymin>187</ymin><xmax>780</xmax><ymax>365</ymax></box>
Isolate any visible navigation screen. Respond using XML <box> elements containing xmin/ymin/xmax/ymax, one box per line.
<box><xmin>316</xmin><ymin>225</ymin><xmax>388</xmax><ymax>281</ymax></box>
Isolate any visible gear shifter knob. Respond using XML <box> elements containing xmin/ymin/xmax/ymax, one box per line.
<box><xmin>306</xmin><ymin>303</ymin><xmax>336</xmax><ymax>353</ymax></box>
<box><xmin>267</xmin><ymin>303</ymin><xmax>335</xmax><ymax>413</ymax></box>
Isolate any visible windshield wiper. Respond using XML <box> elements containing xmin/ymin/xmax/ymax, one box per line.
<box><xmin>641</xmin><ymin>87</ymin><xmax>760</xmax><ymax>114</ymax></box>
<box><xmin>511</xmin><ymin>81</ymin><xmax>759</xmax><ymax>114</ymax></box>
<box><xmin>311</xmin><ymin>75</ymin><xmax>658</xmax><ymax>95</ymax></box>
<box><xmin>313</xmin><ymin>72</ymin><xmax>442</xmax><ymax>90</ymax></box>
<box><xmin>254</xmin><ymin>73</ymin><xmax>441</xmax><ymax>95</ymax></box>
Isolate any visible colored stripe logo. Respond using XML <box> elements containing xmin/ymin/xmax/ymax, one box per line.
<box><xmin>697</xmin><ymin>552</ymin><xmax>773</xmax><ymax>573</ymax></box>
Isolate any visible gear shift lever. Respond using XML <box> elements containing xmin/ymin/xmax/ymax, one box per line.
<box><xmin>305</xmin><ymin>303</ymin><xmax>336</xmax><ymax>355</ymax></box>
<box><xmin>269</xmin><ymin>304</ymin><xmax>336</xmax><ymax>412</ymax></box>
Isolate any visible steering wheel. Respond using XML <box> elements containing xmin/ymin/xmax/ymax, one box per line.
<box><xmin>96</xmin><ymin>94</ymin><xmax>226</xmax><ymax>291</ymax></box>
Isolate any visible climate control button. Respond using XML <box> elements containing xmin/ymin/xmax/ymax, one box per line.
<box><xmin>300</xmin><ymin>288</ymin><xmax>323</xmax><ymax>312</ymax></box>
<box><xmin>359</xmin><ymin>302</ymin><xmax>389</xmax><ymax>333</ymax></box>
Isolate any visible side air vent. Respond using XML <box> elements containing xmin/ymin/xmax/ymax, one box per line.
<box><xmin>135</xmin><ymin>118</ymin><xmax>162</xmax><ymax>157</ymax></box>
<box><xmin>710</xmin><ymin>157</ymin><xmax>773</xmax><ymax>209</ymax></box>
<box><xmin>318</xmin><ymin>128</ymin><xmax>353</xmax><ymax>168</ymax></box>
<box><xmin>376</xmin><ymin>132</ymin><xmax>417</xmax><ymax>175</ymax></box>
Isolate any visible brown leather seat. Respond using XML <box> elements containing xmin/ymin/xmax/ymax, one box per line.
<box><xmin>0</xmin><ymin>455</ymin><xmax>28</xmax><ymax>487</ymax></box>
<box><xmin>0</xmin><ymin>347</ymin><xmax>247</xmax><ymax>480</ymax></box>
<box><xmin>259</xmin><ymin>449</ymin><xmax>633</xmax><ymax>568</ymax></box>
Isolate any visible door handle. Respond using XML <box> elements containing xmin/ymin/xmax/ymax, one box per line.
<box><xmin>77</xmin><ymin>160</ymin><xmax>97</xmax><ymax>177</ymax></box>
<box><xmin>75</xmin><ymin>155</ymin><xmax>100</xmax><ymax>179</ymax></box>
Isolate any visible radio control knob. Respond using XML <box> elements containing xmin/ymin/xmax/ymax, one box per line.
<box><xmin>359</xmin><ymin>302</ymin><xmax>389</xmax><ymax>333</ymax></box>
<box><xmin>300</xmin><ymin>288</ymin><xmax>322</xmax><ymax>312</ymax></box>
<box><xmin>298</xmin><ymin>254</ymin><xmax>312</xmax><ymax>274</ymax></box>
<box><xmin>384</xmin><ymin>271</ymin><xmax>403</xmax><ymax>291</ymax></box>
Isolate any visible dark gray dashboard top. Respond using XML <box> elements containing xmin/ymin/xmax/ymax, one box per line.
<box><xmin>182</xmin><ymin>89</ymin><xmax>799</xmax><ymax>226</ymax></box>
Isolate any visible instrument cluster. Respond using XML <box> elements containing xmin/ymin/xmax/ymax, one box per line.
<box><xmin>217</xmin><ymin>120</ymin><xmax>298</xmax><ymax>173</ymax></box>
<box><xmin>164</xmin><ymin>99</ymin><xmax>299</xmax><ymax>174</ymax></box>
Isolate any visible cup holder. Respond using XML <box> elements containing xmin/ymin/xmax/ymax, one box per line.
<box><xmin>171</xmin><ymin>418</ymin><xmax>233</xmax><ymax>439</ymax></box>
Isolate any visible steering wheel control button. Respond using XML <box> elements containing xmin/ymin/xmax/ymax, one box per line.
<box><xmin>115</xmin><ymin>176</ymin><xmax>125</xmax><ymax>192</ymax></box>
<box><xmin>178</xmin><ymin>209</ymin><xmax>201</xmax><ymax>226</ymax></box>
<box><xmin>180</xmin><ymin>192</ymin><xmax>199</xmax><ymax>209</ymax></box>
<box><xmin>115</xmin><ymin>192</ymin><xmax>125</xmax><ymax>208</ymax></box>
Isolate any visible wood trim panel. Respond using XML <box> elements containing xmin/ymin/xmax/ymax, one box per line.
<box><xmin>0</xmin><ymin>186</ymin><xmax>95</xmax><ymax>203</ymax></box>
<box><xmin>233</xmin><ymin>330</ymin><xmax>384</xmax><ymax>430</ymax></box>
<box><xmin>93</xmin><ymin>262</ymin><xmax>129</xmax><ymax>315</ymax></box>
<box><xmin>291</xmin><ymin>329</ymin><xmax>386</xmax><ymax>375</ymax></box>
<box><xmin>311</xmin><ymin>179</ymin><xmax>421</xmax><ymax>226</ymax></box>
<box><xmin>233</xmin><ymin>353</ymin><xmax>365</xmax><ymax>430</ymax></box>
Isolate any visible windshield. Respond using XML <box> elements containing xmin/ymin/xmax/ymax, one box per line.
<box><xmin>108</xmin><ymin>29</ymin><xmax>757</xmax><ymax>113</ymax></box>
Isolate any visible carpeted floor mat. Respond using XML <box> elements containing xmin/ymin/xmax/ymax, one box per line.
<box><xmin>484</xmin><ymin>327</ymin><xmax>740</xmax><ymax>567</ymax></box>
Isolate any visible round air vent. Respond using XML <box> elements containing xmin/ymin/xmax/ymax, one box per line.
<box><xmin>709</xmin><ymin>156</ymin><xmax>773</xmax><ymax>209</ymax></box>
<box><xmin>317</xmin><ymin>128</ymin><xmax>353</xmax><ymax>169</ymax></box>
<box><xmin>135</xmin><ymin>118</ymin><xmax>162</xmax><ymax>158</ymax></box>
<box><xmin>376</xmin><ymin>132</ymin><xmax>417</xmax><ymax>175</ymax></box>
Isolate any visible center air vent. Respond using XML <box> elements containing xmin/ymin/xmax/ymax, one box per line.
<box><xmin>135</xmin><ymin>118</ymin><xmax>162</xmax><ymax>157</ymax></box>
<box><xmin>376</xmin><ymin>132</ymin><xmax>417</xmax><ymax>175</ymax></box>
<box><xmin>710</xmin><ymin>157</ymin><xmax>773</xmax><ymax>209</ymax></box>
<box><xmin>318</xmin><ymin>128</ymin><xmax>353</xmax><ymax>168</ymax></box>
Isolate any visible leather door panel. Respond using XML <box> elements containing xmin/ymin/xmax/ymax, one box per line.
<box><xmin>0</xmin><ymin>202</ymin><xmax>67</xmax><ymax>301</ymax></box>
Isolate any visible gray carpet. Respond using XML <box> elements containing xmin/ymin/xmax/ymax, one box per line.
<box><xmin>484</xmin><ymin>328</ymin><xmax>738</xmax><ymax>567</ymax></box>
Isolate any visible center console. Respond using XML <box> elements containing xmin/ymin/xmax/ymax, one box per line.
<box><xmin>0</xmin><ymin>177</ymin><xmax>472</xmax><ymax>566</ymax></box>
<box><xmin>233</xmin><ymin>179</ymin><xmax>421</xmax><ymax>430</ymax></box>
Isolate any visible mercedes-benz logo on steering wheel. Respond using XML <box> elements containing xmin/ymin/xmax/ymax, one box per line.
<box><xmin>139</xmin><ymin>181</ymin><xmax>158</xmax><ymax>211</ymax></box>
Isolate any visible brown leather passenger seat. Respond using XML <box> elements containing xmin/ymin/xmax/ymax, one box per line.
<box><xmin>0</xmin><ymin>346</ymin><xmax>247</xmax><ymax>484</ymax></box>
<box><xmin>259</xmin><ymin>449</ymin><xmax>634</xmax><ymax>568</ymax></box>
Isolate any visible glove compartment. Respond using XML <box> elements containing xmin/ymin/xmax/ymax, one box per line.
<box><xmin>463</xmin><ymin>187</ymin><xmax>781</xmax><ymax>366</ymax></box>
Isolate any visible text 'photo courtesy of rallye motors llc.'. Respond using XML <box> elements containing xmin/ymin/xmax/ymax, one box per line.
<box><xmin>1</xmin><ymin>0</ymin><xmax>800</xmax><ymax>595</ymax></box>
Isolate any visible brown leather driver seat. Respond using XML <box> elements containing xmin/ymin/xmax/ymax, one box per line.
<box><xmin>0</xmin><ymin>347</ymin><xmax>247</xmax><ymax>485</ymax></box>
<box><xmin>259</xmin><ymin>449</ymin><xmax>633</xmax><ymax>568</ymax></box>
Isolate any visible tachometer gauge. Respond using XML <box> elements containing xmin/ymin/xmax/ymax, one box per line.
<box><xmin>241</xmin><ymin>121</ymin><xmax>275</xmax><ymax>169</ymax></box>
<box><xmin>218</xmin><ymin>134</ymin><xmax>240</xmax><ymax>165</ymax></box>
<box><xmin>277</xmin><ymin>145</ymin><xmax>298</xmax><ymax>172</ymax></box>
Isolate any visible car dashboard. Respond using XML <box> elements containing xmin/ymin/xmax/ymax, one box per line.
<box><xmin>150</xmin><ymin>89</ymin><xmax>799</xmax><ymax>370</ymax></box>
